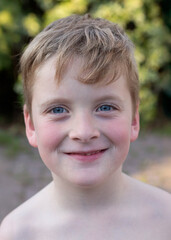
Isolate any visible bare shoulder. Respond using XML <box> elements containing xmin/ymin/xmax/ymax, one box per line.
<box><xmin>125</xmin><ymin>175</ymin><xmax>171</xmax><ymax>234</ymax></box>
<box><xmin>140</xmin><ymin>180</ymin><xmax>171</xmax><ymax>237</ymax></box>
<box><xmin>0</xmin><ymin>214</ymin><xmax>14</xmax><ymax>240</ymax></box>
<box><xmin>0</xmin><ymin>183</ymin><xmax>53</xmax><ymax>240</ymax></box>
<box><xmin>137</xmin><ymin>177</ymin><xmax>171</xmax><ymax>206</ymax></box>
<box><xmin>145</xmin><ymin>182</ymin><xmax>171</xmax><ymax>222</ymax></box>
<box><xmin>129</xmin><ymin>174</ymin><xmax>171</xmax><ymax>209</ymax></box>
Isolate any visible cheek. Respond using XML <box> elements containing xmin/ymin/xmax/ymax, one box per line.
<box><xmin>105</xmin><ymin>119</ymin><xmax>132</xmax><ymax>168</ymax></box>
<box><xmin>34</xmin><ymin>122</ymin><xmax>66</xmax><ymax>171</ymax></box>
<box><xmin>35</xmin><ymin>121</ymin><xmax>64</xmax><ymax>151</ymax></box>
<box><xmin>103</xmin><ymin>118</ymin><xmax>131</xmax><ymax>144</ymax></box>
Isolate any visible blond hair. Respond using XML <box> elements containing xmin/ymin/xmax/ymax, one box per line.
<box><xmin>20</xmin><ymin>14</ymin><xmax>139</xmax><ymax>114</ymax></box>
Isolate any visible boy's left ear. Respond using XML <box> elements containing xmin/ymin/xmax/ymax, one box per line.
<box><xmin>130</xmin><ymin>105</ymin><xmax>140</xmax><ymax>142</ymax></box>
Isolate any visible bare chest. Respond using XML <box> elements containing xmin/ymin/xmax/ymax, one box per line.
<box><xmin>19</xmin><ymin>215</ymin><xmax>169</xmax><ymax>240</ymax></box>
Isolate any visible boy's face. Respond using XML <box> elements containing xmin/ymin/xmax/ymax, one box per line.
<box><xmin>24</xmin><ymin>57</ymin><xmax>139</xmax><ymax>187</ymax></box>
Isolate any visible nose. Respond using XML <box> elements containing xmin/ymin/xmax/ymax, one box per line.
<box><xmin>69</xmin><ymin>113</ymin><xmax>100</xmax><ymax>142</ymax></box>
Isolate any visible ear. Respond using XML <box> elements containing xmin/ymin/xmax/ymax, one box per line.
<box><xmin>23</xmin><ymin>105</ymin><xmax>38</xmax><ymax>148</ymax></box>
<box><xmin>130</xmin><ymin>104</ymin><xmax>140</xmax><ymax>142</ymax></box>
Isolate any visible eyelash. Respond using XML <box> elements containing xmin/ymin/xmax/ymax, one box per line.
<box><xmin>96</xmin><ymin>104</ymin><xmax>117</xmax><ymax>112</ymax></box>
<box><xmin>49</xmin><ymin>106</ymin><xmax>68</xmax><ymax>114</ymax></box>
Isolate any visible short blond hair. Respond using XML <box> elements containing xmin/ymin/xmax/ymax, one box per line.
<box><xmin>20</xmin><ymin>14</ymin><xmax>139</xmax><ymax>114</ymax></box>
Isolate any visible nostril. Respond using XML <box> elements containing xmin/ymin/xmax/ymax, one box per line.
<box><xmin>69</xmin><ymin>128</ymin><xmax>100</xmax><ymax>142</ymax></box>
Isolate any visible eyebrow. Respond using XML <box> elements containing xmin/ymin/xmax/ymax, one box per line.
<box><xmin>94</xmin><ymin>94</ymin><xmax>125</xmax><ymax>105</ymax></box>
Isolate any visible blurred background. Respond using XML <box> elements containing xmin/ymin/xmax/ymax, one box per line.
<box><xmin>0</xmin><ymin>0</ymin><xmax>171</xmax><ymax>221</ymax></box>
<box><xmin>0</xmin><ymin>0</ymin><xmax>171</xmax><ymax>125</ymax></box>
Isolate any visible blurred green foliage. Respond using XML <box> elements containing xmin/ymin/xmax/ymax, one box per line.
<box><xmin>0</xmin><ymin>0</ymin><xmax>171</xmax><ymax>126</ymax></box>
<box><xmin>0</xmin><ymin>128</ymin><xmax>27</xmax><ymax>156</ymax></box>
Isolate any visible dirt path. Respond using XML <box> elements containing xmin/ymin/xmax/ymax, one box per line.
<box><xmin>0</xmin><ymin>132</ymin><xmax>171</xmax><ymax>222</ymax></box>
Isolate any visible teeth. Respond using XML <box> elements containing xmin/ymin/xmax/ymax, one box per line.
<box><xmin>82</xmin><ymin>150</ymin><xmax>101</xmax><ymax>156</ymax></box>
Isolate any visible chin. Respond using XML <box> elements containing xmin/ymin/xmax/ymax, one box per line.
<box><xmin>65</xmin><ymin>171</ymin><xmax>110</xmax><ymax>189</ymax></box>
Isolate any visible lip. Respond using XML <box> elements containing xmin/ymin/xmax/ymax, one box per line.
<box><xmin>64</xmin><ymin>149</ymin><xmax>107</xmax><ymax>162</ymax></box>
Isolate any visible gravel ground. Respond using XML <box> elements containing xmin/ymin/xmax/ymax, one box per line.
<box><xmin>0</xmin><ymin>131</ymin><xmax>171</xmax><ymax>222</ymax></box>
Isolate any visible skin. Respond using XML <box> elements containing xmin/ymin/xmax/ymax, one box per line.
<box><xmin>0</xmin><ymin>57</ymin><xmax>171</xmax><ymax>240</ymax></box>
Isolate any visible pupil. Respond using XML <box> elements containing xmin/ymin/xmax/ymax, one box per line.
<box><xmin>53</xmin><ymin>107</ymin><xmax>63</xmax><ymax>113</ymax></box>
<box><xmin>101</xmin><ymin>106</ymin><xmax>110</xmax><ymax>111</ymax></box>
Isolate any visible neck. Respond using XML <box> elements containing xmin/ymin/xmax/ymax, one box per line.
<box><xmin>51</xmin><ymin>169</ymin><xmax>127</xmax><ymax>214</ymax></box>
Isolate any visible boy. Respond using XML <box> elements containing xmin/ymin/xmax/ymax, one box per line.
<box><xmin>0</xmin><ymin>14</ymin><xmax>171</xmax><ymax>240</ymax></box>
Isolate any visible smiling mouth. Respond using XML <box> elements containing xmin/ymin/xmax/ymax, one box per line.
<box><xmin>66</xmin><ymin>149</ymin><xmax>107</xmax><ymax>156</ymax></box>
<box><xmin>67</xmin><ymin>149</ymin><xmax>106</xmax><ymax>156</ymax></box>
<box><xmin>64</xmin><ymin>149</ymin><xmax>107</xmax><ymax>162</ymax></box>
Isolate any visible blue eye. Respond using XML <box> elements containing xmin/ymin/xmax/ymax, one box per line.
<box><xmin>97</xmin><ymin>105</ymin><xmax>114</xmax><ymax>112</ymax></box>
<box><xmin>51</xmin><ymin>107</ymin><xmax>67</xmax><ymax>114</ymax></box>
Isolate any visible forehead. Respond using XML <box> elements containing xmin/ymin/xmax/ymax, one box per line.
<box><xmin>33</xmin><ymin>56</ymin><xmax>131</xmax><ymax>102</ymax></box>
<box><xmin>35</xmin><ymin>55</ymin><xmax>126</xmax><ymax>87</ymax></box>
